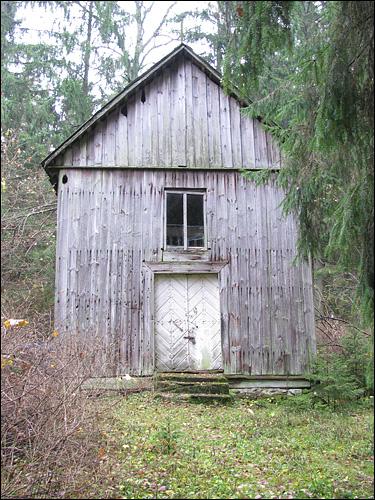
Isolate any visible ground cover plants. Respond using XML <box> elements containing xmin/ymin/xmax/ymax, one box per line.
<box><xmin>92</xmin><ymin>393</ymin><xmax>374</xmax><ymax>500</ymax></box>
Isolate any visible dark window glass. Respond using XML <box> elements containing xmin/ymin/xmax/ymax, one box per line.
<box><xmin>187</xmin><ymin>194</ymin><xmax>204</xmax><ymax>247</ymax></box>
<box><xmin>166</xmin><ymin>193</ymin><xmax>183</xmax><ymax>246</ymax></box>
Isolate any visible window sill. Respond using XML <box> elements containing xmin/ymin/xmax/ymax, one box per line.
<box><xmin>143</xmin><ymin>259</ymin><xmax>228</xmax><ymax>273</ymax></box>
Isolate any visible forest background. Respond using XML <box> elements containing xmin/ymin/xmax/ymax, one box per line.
<box><xmin>1</xmin><ymin>1</ymin><xmax>373</xmax><ymax>497</ymax></box>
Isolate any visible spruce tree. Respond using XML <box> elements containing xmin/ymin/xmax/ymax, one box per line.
<box><xmin>224</xmin><ymin>1</ymin><xmax>374</xmax><ymax>327</ymax></box>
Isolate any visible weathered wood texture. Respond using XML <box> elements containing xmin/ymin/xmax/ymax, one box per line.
<box><xmin>52</xmin><ymin>56</ymin><xmax>280</xmax><ymax>170</ymax></box>
<box><xmin>154</xmin><ymin>274</ymin><xmax>222</xmax><ymax>372</ymax></box>
<box><xmin>55</xmin><ymin>168</ymin><xmax>315</xmax><ymax>376</ymax></box>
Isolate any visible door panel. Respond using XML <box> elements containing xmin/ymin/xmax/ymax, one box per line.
<box><xmin>187</xmin><ymin>274</ymin><xmax>222</xmax><ymax>370</ymax></box>
<box><xmin>154</xmin><ymin>275</ymin><xmax>189</xmax><ymax>371</ymax></box>
<box><xmin>155</xmin><ymin>274</ymin><xmax>222</xmax><ymax>371</ymax></box>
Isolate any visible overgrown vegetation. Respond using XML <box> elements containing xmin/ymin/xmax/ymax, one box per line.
<box><xmin>92</xmin><ymin>393</ymin><xmax>374</xmax><ymax>499</ymax></box>
<box><xmin>1</xmin><ymin>131</ymin><xmax>56</xmax><ymax>318</ymax></box>
<box><xmin>308</xmin><ymin>333</ymin><xmax>373</xmax><ymax>410</ymax></box>
<box><xmin>309</xmin><ymin>274</ymin><xmax>374</xmax><ymax>408</ymax></box>
<box><xmin>0</xmin><ymin>320</ymin><xmax>117</xmax><ymax>499</ymax></box>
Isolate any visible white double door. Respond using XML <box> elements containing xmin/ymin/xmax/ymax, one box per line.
<box><xmin>155</xmin><ymin>274</ymin><xmax>222</xmax><ymax>371</ymax></box>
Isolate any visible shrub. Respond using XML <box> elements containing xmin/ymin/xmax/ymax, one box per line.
<box><xmin>309</xmin><ymin>329</ymin><xmax>373</xmax><ymax>409</ymax></box>
<box><xmin>150</xmin><ymin>419</ymin><xmax>180</xmax><ymax>455</ymax></box>
<box><xmin>1</xmin><ymin>319</ymin><xmax>112</xmax><ymax>498</ymax></box>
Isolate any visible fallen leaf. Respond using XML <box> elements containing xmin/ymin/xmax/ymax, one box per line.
<box><xmin>1</xmin><ymin>356</ymin><xmax>13</xmax><ymax>369</ymax></box>
<box><xmin>4</xmin><ymin>319</ymin><xmax>29</xmax><ymax>329</ymax></box>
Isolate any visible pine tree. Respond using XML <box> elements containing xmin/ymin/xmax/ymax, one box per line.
<box><xmin>1</xmin><ymin>1</ymin><xmax>64</xmax><ymax>164</ymax></box>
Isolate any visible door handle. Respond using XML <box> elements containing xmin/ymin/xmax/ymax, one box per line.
<box><xmin>183</xmin><ymin>336</ymin><xmax>196</xmax><ymax>344</ymax></box>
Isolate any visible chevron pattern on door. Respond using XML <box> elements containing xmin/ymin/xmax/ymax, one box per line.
<box><xmin>187</xmin><ymin>275</ymin><xmax>222</xmax><ymax>370</ymax></box>
<box><xmin>155</xmin><ymin>274</ymin><xmax>222</xmax><ymax>371</ymax></box>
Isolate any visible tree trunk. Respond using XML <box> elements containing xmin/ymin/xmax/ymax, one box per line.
<box><xmin>83</xmin><ymin>0</ymin><xmax>93</xmax><ymax>97</ymax></box>
<box><xmin>132</xmin><ymin>1</ymin><xmax>143</xmax><ymax>81</ymax></box>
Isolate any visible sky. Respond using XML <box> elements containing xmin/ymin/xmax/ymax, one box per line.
<box><xmin>15</xmin><ymin>1</ymin><xmax>213</xmax><ymax>68</ymax></box>
<box><xmin>13</xmin><ymin>1</ymin><xmax>214</xmax><ymax>101</ymax></box>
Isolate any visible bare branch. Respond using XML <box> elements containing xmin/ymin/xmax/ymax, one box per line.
<box><xmin>140</xmin><ymin>39</ymin><xmax>175</xmax><ymax>67</ymax></box>
<box><xmin>141</xmin><ymin>1</ymin><xmax>177</xmax><ymax>52</ymax></box>
<box><xmin>317</xmin><ymin>315</ymin><xmax>371</xmax><ymax>337</ymax></box>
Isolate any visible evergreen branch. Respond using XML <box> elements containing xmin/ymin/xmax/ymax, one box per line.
<box><xmin>347</xmin><ymin>39</ymin><xmax>374</xmax><ymax>69</ymax></box>
<box><xmin>16</xmin><ymin>27</ymin><xmax>63</xmax><ymax>36</ymax></box>
<box><xmin>93</xmin><ymin>45</ymin><xmax>124</xmax><ymax>57</ymax></box>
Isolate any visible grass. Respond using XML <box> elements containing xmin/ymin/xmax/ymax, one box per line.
<box><xmin>90</xmin><ymin>393</ymin><xmax>374</xmax><ymax>500</ymax></box>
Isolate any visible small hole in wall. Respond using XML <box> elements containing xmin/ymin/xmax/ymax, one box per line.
<box><xmin>121</xmin><ymin>104</ymin><xmax>127</xmax><ymax>116</ymax></box>
<box><xmin>62</xmin><ymin>174</ymin><xmax>68</xmax><ymax>184</ymax></box>
<box><xmin>141</xmin><ymin>88</ymin><xmax>146</xmax><ymax>103</ymax></box>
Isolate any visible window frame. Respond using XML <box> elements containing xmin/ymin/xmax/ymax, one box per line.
<box><xmin>164</xmin><ymin>189</ymin><xmax>207</xmax><ymax>251</ymax></box>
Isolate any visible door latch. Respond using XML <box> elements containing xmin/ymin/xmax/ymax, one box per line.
<box><xmin>183</xmin><ymin>335</ymin><xmax>196</xmax><ymax>344</ymax></box>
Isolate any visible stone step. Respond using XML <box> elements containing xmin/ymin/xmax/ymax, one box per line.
<box><xmin>154</xmin><ymin>392</ymin><xmax>233</xmax><ymax>404</ymax></box>
<box><xmin>189</xmin><ymin>393</ymin><xmax>233</xmax><ymax>404</ymax></box>
<box><xmin>156</xmin><ymin>380</ymin><xmax>230</xmax><ymax>395</ymax></box>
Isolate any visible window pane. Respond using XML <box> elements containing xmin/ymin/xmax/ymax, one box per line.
<box><xmin>166</xmin><ymin>193</ymin><xmax>183</xmax><ymax>246</ymax></box>
<box><xmin>187</xmin><ymin>194</ymin><xmax>204</xmax><ymax>247</ymax></box>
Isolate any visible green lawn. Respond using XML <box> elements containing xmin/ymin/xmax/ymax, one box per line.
<box><xmin>95</xmin><ymin>393</ymin><xmax>374</xmax><ymax>499</ymax></box>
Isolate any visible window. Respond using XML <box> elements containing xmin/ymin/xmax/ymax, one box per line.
<box><xmin>165</xmin><ymin>191</ymin><xmax>206</xmax><ymax>249</ymax></box>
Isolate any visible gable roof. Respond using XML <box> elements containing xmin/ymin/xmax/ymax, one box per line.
<box><xmin>42</xmin><ymin>44</ymin><xmax>250</xmax><ymax>169</ymax></box>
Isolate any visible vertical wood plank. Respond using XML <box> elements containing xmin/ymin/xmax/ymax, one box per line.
<box><xmin>87</xmin><ymin>131</ymin><xmax>95</xmax><ymax>166</ymax></box>
<box><xmin>206</xmin><ymin>77</ymin><xmax>222</xmax><ymax>167</ymax></box>
<box><xmin>218</xmin><ymin>87</ymin><xmax>233</xmax><ymax>167</ymax></box>
<box><xmin>142</xmin><ymin>85</ymin><xmax>152</xmax><ymax>166</ymax></box>
<box><xmin>94</xmin><ymin>123</ymin><xmax>103</xmax><ymax>165</ymax></box>
<box><xmin>171</xmin><ymin>58</ymin><xmax>186</xmax><ymax>166</ymax></box>
<box><xmin>162</xmin><ymin>69</ymin><xmax>172</xmax><ymax>166</ymax></box>
<box><xmin>240</xmin><ymin>113</ymin><xmax>256</xmax><ymax>168</ymax></box>
<box><xmin>134</xmin><ymin>91</ymin><xmax>143</xmax><ymax>167</ymax></box>
<box><xmin>72</xmin><ymin>142</ymin><xmax>81</xmax><ymax>166</ymax></box>
<box><xmin>79</xmin><ymin>136</ymin><xmax>87</xmax><ymax>166</ymax></box>
<box><xmin>116</xmin><ymin>108</ymin><xmax>129</xmax><ymax>166</ymax></box>
<box><xmin>149</xmin><ymin>78</ymin><xmax>159</xmax><ymax>167</ymax></box>
<box><xmin>184</xmin><ymin>59</ymin><xmax>195</xmax><ymax>167</ymax></box>
<box><xmin>229</xmin><ymin>96</ymin><xmax>242</xmax><ymax>168</ymax></box>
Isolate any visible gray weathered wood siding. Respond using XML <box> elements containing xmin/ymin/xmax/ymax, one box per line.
<box><xmin>55</xmin><ymin>168</ymin><xmax>315</xmax><ymax>376</ymax></box>
<box><xmin>53</xmin><ymin>56</ymin><xmax>280</xmax><ymax>170</ymax></box>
